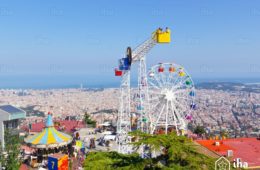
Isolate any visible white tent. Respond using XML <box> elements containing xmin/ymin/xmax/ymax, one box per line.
<box><xmin>99</xmin><ymin>122</ymin><xmax>111</xmax><ymax>126</ymax></box>
<box><xmin>104</xmin><ymin>135</ymin><xmax>116</xmax><ymax>141</ymax></box>
<box><xmin>102</xmin><ymin>131</ymin><xmax>113</xmax><ymax>135</ymax></box>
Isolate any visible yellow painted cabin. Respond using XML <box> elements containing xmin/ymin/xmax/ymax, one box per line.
<box><xmin>155</xmin><ymin>29</ymin><xmax>171</xmax><ymax>43</ymax></box>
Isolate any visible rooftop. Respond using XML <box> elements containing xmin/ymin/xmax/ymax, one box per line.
<box><xmin>0</xmin><ymin>105</ymin><xmax>23</xmax><ymax>114</ymax></box>
<box><xmin>0</xmin><ymin>105</ymin><xmax>26</xmax><ymax>120</ymax></box>
<box><xmin>23</xmin><ymin>120</ymin><xmax>85</xmax><ymax>133</ymax></box>
<box><xmin>196</xmin><ymin>138</ymin><xmax>260</xmax><ymax>168</ymax></box>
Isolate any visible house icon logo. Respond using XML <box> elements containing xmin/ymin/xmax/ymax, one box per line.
<box><xmin>215</xmin><ymin>156</ymin><xmax>230</xmax><ymax>170</ymax></box>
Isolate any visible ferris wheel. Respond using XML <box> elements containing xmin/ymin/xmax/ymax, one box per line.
<box><xmin>147</xmin><ymin>62</ymin><xmax>196</xmax><ymax>135</ymax></box>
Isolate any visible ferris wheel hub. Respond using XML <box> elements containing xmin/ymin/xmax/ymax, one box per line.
<box><xmin>163</xmin><ymin>89</ymin><xmax>175</xmax><ymax>101</ymax></box>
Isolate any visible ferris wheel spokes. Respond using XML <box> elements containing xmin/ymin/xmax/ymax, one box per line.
<box><xmin>151</xmin><ymin>71</ymin><xmax>164</xmax><ymax>88</ymax></box>
<box><xmin>171</xmin><ymin>74</ymin><xmax>190</xmax><ymax>90</ymax></box>
<box><xmin>170</xmin><ymin>100</ymin><xmax>180</xmax><ymax>135</ymax></box>
<box><xmin>171</xmin><ymin>103</ymin><xmax>186</xmax><ymax>130</ymax></box>
<box><xmin>148</xmin><ymin>80</ymin><xmax>160</xmax><ymax>90</ymax></box>
<box><xmin>151</xmin><ymin>104</ymin><xmax>166</xmax><ymax>134</ymax></box>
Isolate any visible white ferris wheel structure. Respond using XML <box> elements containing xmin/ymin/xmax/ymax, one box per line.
<box><xmin>147</xmin><ymin>63</ymin><xmax>195</xmax><ymax>135</ymax></box>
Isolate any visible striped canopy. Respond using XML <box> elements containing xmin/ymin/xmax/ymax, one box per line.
<box><xmin>25</xmin><ymin>113</ymin><xmax>72</xmax><ymax>149</ymax></box>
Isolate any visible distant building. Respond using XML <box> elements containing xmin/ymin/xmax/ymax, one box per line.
<box><xmin>0</xmin><ymin>105</ymin><xmax>26</xmax><ymax>150</ymax></box>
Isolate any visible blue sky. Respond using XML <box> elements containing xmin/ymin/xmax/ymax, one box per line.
<box><xmin>0</xmin><ymin>0</ymin><xmax>260</xmax><ymax>87</ymax></box>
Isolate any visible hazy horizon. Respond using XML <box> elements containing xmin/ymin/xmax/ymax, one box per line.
<box><xmin>0</xmin><ymin>74</ymin><xmax>259</xmax><ymax>89</ymax></box>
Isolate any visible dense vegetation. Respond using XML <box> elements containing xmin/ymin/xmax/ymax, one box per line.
<box><xmin>193</xmin><ymin>125</ymin><xmax>206</xmax><ymax>137</ymax></box>
<box><xmin>84</xmin><ymin>112</ymin><xmax>97</xmax><ymax>128</ymax></box>
<box><xmin>83</xmin><ymin>131</ymin><xmax>216</xmax><ymax>170</ymax></box>
<box><xmin>0</xmin><ymin>130</ymin><xmax>22</xmax><ymax>170</ymax></box>
<box><xmin>84</xmin><ymin>152</ymin><xmax>148</xmax><ymax>170</ymax></box>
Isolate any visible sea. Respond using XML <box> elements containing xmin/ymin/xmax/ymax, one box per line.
<box><xmin>0</xmin><ymin>74</ymin><xmax>259</xmax><ymax>89</ymax></box>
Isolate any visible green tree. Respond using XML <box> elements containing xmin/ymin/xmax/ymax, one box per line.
<box><xmin>84</xmin><ymin>113</ymin><xmax>96</xmax><ymax>128</ymax></box>
<box><xmin>193</xmin><ymin>126</ymin><xmax>206</xmax><ymax>137</ymax></box>
<box><xmin>83</xmin><ymin>131</ymin><xmax>216</xmax><ymax>170</ymax></box>
<box><xmin>83</xmin><ymin>151</ymin><xmax>149</xmax><ymax>170</ymax></box>
<box><xmin>0</xmin><ymin>129</ymin><xmax>22</xmax><ymax>170</ymax></box>
<box><xmin>130</xmin><ymin>131</ymin><xmax>215</xmax><ymax>170</ymax></box>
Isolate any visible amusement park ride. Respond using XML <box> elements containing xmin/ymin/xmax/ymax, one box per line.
<box><xmin>114</xmin><ymin>28</ymin><xmax>196</xmax><ymax>154</ymax></box>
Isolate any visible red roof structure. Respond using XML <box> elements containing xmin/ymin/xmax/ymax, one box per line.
<box><xmin>196</xmin><ymin>138</ymin><xmax>260</xmax><ymax>168</ymax></box>
<box><xmin>23</xmin><ymin>120</ymin><xmax>85</xmax><ymax>133</ymax></box>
